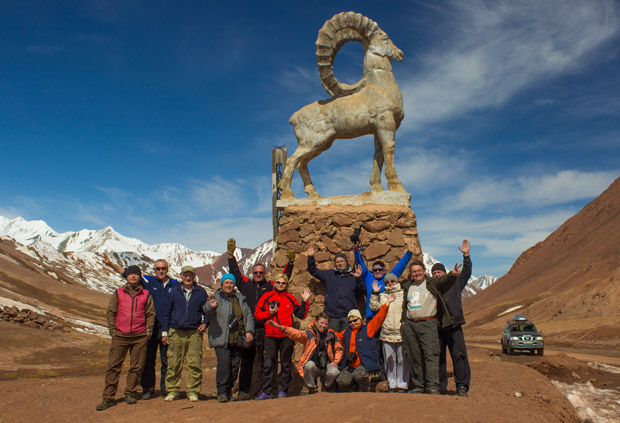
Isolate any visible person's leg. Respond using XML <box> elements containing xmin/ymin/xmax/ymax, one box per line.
<box><xmin>254</xmin><ymin>327</ymin><xmax>266</xmax><ymax>386</ymax></box>
<box><xmin>352</xmin><ymin>365</ymin><xmax>370</xmax><ymax>392</ymax></box>
<box><xmin>396</xmin><ymin>342</ymin><xmax>410</xmax><ymax>390</ymax></box>
<box><xmin>237</xmin><ymin>340</ymin><xmax>256</xmax><ymax>396</ymax></box>
<box><xmin>324</xmin><ymin>364</ymin><xmax>340</xmax><ymax>387</ymax></box>
<box><xmin>214</xmin><ymin>347</ymin><xmax>232</xmax><ymax>397</ymax></box>
<box><xmin>303</xmin><ymin>360</ymin><xmax>320</xmax><ymax>387</ymax></box>
<box><xmin>278</xmin><ymin>337</ymin><xmax>295</xmax><ymax>393</ymax></box>
<box><xmin>336</xmin><ymin>368</ymin><xmax>354</xmax><ymax>392</ymax></box>
<box><xmin>159</xmin><ymin>340</ymin><xmax>169</xmax><ymax>396</ymax></box>
<box><xmin>439</xmin><ymin>328</ymin><xmax>449</xmax><ymax>392</ymax></box>
<box><xmin>165</xmin><ymin>329</ymin><xmax>187</xmax><ymax>396</ymax></box>
<box><xmin>140</xmin><ymin>328</ymin><xmax>159</xmax><ymax>396</ymax></box>
<box><xmin>328</xmin><ymin>317</ymin><xmax>347</xmax><ymax>332</ymax></box>
<box><xmin>383</xmin><ymin>341</ymin><xmax>397</xmax><ymax>389</ymax></box>
<box><xmin>261</xmin><ymin>336</ymin><xmax>277</xmax><ymax>395</ymax></box>
<box><xmin>401</xmin><ymin>321</ymin><xmax>423</xmax><ymax>391</ymax></box>
<box><xmin>124</xmin><ymin>334</ymin><xmax>148</xmax><ymax>398</ymax></box>
<box><xmin>449</xmin><ymin>326</ymin><xmax>471</xmax><ymax>392</ymax></box>
<box><xmin>185</xmin><ymin>330</ymin><xmax>204</xmax><ymax>395</ymax></box>
<box><xmin>418</xmin><ymin>320</ymin><xmax>440</xmax><ymax>392</ymax></box>
<box><xmin>102</xmin><ymin>335</ymin><xmax>130</xmax><ymax>400</ymax></box>
<box><xmin>229</xmin><ymin>345</ymin><xmax>242</xmax><ymax>398</ymax></box>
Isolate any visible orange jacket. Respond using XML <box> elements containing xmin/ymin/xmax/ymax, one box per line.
<box><xmin>280</xmin><ymin>320</ymin><xmax>344</xmax><ymax>378</ymax></box>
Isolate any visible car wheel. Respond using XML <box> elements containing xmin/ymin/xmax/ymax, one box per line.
<box><xmin>529</xmin><ymin>349</ymin><xmax>536</xmax><ymax>355</ymax></box>
<box><xmin>506</xmin><ymin>345</ymin><xmax>512</xmax><ymax>355</ymax></box>
<box><xmin>537</xmin><ymin>348</ymin><xmax>544</xmax><ymax>356</ymax></box>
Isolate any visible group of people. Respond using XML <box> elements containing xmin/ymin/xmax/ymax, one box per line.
<box><xmin>95</xmin><ymin>237</ymin><xmax>473</xmax><ymax>411</ymax></box>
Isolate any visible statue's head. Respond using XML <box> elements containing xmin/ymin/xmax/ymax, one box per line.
<box><xmin>369</xmin><ymin>30</ymin><xmax>403</xmax><ymax>62</ymax></box>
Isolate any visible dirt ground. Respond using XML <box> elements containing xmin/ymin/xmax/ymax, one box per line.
<box><xmin>0</xmin><ymin>322</ymin><xmax>585</xmax><ymax>423</ymax></box>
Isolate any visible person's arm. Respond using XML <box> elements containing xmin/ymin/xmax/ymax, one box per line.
<box><xmin>368</xmin><ymin>281</ymin><xmax>382</xmax><ymax>311</ymax></box>
<box><xmin>366</xmin><ymin>297</ymin><xmax>395</xmax><ymax>337</ymax></box>
<box><xmin>391</xmin><ymin>240</ymin><xmax>415</xmax><ymax>277</ymax></box>
<box><xmin>293</xmin><ymin>287</ymin><xmax>311</xmax><ymax>319</ymax></box>
<box><xmin>436</xmin><ymin>268</ymin><xmax>458</xmax><ymax>294</ymax></box>
<box><xmin>282</xmin><ymin>249</ymin><xmax>295</xmax><ymax>279</ymax></box>
<box><xmin>254</xmin><ymin>292</ymin><xmax>275</xmax><ymax>321</ymax></box>
<box><xmin>106</xmin><ymin>290</ymin><xmax>119</xmax><ymax>336</ymax></box>
<box><xmin>332</xmin><ymin>337</ymin><xmax>344</xmax><ymax>365</ymax></box>
<box><xmin>160</xmin><ymin>292</ymin><xmax>173</xmax><ymax>337</ymax></box>
<box><xmin>227</xmin><ymin>238</ymin><xmax>248</xmax><ymax>284</ymax></box>
<box><xmin>353</xmin><ymin>249</ymin><xmax>369</xmax><ymax>279</ymax></box>
<box><xmin>202</xmin><ymin>294</ymin><xmax>218</xmax><ymax>315</ymax></box>
<box><xmin>99</xmin><ymin>252</ymin><xmax>125</xmax><ymax>275</ymax></box>
<box><xmin>144</xmin><ymin>294</ymin><xmax>156</xmax><ymax>337</ymax></box>
<box><xmin>271</xmin><ymin>321</ymin><xmax>308</xmax><ymax>343</ymax></box>
<box><xmin>241</xmin><ymin>299</ymin><xmax>255</xmax><ymax>335</ymax></box>
<box><xmin>457</xmin><ymin>239</ymin><xmax>472</xmax><ymax>289</ymax></box>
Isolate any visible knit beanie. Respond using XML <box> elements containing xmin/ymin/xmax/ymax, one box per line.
<box><xmin>125</xmin><ymin>265</ymin><xmax>141</xmax><ymax>278</ymax></box>
<box><xmin>347</xmin><ymin>309</ymin><xmax>362</xmax><ymax>321</ymax></box>
<box><xmin>384</xmin><ymin>272</ymin><xmax>398</xmax><ymax>282</ymax></box>
<box><xmin>221</xmin><ymin>273</ymin><xmax>236</xmax><ymax>286</ymax></box>
<box><xmin>431</xmin><ymin>263</ymin><xmax>446</xmax><ymax>273</ymax></box>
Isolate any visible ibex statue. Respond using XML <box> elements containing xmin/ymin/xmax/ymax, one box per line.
<box><xmin>279</xmin><ymin>12</ymin><xmax>406</xmax><ymax>199</ymax></box>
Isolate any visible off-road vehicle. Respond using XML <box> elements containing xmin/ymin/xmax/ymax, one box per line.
<box><xmin>501</xmin><ymin>314</ymin><xmax>544</xmax><ymax>355</ymax></box>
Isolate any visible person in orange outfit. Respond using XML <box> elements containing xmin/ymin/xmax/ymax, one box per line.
<box><xmin>336</xmin><ymin>295</ymin><xmax>395</xmax><ymax>392</ymax></box>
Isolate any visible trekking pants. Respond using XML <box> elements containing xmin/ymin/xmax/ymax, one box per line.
<box><xmin>102</xmin><ymin>333</ymin><xmax>148</xmax><ymax>400</ymax></box>
<box><xmin>165</xmin><ymin>328</ymin><xmax>203</xmax><ymax>395</ymax></box>
<box><xmin>401</xmin><ymin>318</ymin><xmax>440</xmax><ymax>391</ymax></box>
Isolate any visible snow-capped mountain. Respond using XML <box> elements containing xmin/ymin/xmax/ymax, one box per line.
<box><xmin>0</xmin><ymin>215</ymin><xmax>497</xmax><ymax>298</ymax></box>
<box><xmin>422</xmin><ymin>252</ymin><xmax>497</xmax><ymax>299</ymax></box>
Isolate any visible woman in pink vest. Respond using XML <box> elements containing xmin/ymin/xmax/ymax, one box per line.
<box><xmin>96</xmin><ymin>265</ymin><xmax>156</xmax><ymax>411</ymax></box>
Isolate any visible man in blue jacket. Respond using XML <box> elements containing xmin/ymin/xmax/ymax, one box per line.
<box><xmin>432</xmin><ymin>239</ymin><xmax>472</xmax><ymax>397</ymax></box>
<box><xmin>161</xmin><ymin>265</ymin><xmax>208</xmax><ymax>402</ymax></box>
<box><xmin>353</xmin><ymin>239</ymin><xmax>415</xmax><ymax>320</ymax></box>
<box><xmin>100</xmin><ymin>253</ymin><xmax>179</xmax><ymax>399</ymax></box>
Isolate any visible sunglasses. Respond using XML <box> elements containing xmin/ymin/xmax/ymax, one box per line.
<box><xmin>274</xmin><ymin>281</ymin><xmax>287</xmax><ymax>285</ymax></box>
<box><xmin>372</xmin><ymin>267</ymin><xmax>384</xmax><ymax>272</ymax></box>
<box><xmin>385</xmin><ymin>280</ymin><xmax>397</xmax><ymax>285</ymax></box>
<box><xmin>348</xmin><ymin>318</ymin><xmax>360</xmax><ymax>324</ymax></box>
<box><xmin>253</xmin><ymin>271</ymin><xmax>265</xmax><ymax>275</ymax></box>
<box><xmin>155</xmin><ymin>267</ymin><xmax>168</xmax><ymax>271</ymax></box>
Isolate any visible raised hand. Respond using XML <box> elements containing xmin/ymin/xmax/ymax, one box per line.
<box><xmin>407</xmin><ymin>239</ymin><xmax>415</xmax><ymax>253</ymax></box>
<box><xmin>287</xmin><ymin>248</ymin><xmax>296</xmax><ymax>262</ymax></box>
<box><xmin>307</xmin><ymin>244</ymin><xmax>315</xmax><ymax>256</ymax></box>
<box><xmin>227</xmin><ymin>238</ymin><xmax>236</xmax><ymax>255</ymax></box>
<box><xmin>352</xmin><ymin>264</ymin><xmax>363</xmax><ymax>278</ymax></box>
<box><xmin>97</xmin><ymin>252</ymin><xmax>111</xmax><ymax>265</ymax></box>
<box><xmin>208</xmin><ymin>295</ymin><xmax>218</xmax><ymax>308</ymax></box>
<box><xmin>301</xmin><ymin>287</ymin><xmax>312</xmax><ymax>302</ymax></box>
<box><xmin>267</xmin><ymin>320</ymin><xmax>283</xmax><ymax>331</ymax></box>
<box><xmin>387</xmin><ymin>294</ymin><xmax>396</xmax><ymax>304</ymax></box>
<box><xmin>452</xmin><ymin>263</ymin><xmax>462</xmax><ymax>277</ymax></box>
<box><xmin>371</xmin><ymin>280</ymin><xmax>380</xmax><ymax>293</ymax></box>
<box><xmin>458</xmin><ymin>239</ymin><xmax>470</xmax><ymax>256</ymax></box>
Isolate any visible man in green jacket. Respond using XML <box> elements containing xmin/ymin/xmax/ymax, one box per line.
<box><xmin>400</xmin><ymin>259</ymin><xmax>459</xmax><ymax>394</ymax></box>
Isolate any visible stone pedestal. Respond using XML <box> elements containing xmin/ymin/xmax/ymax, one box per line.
<box><xmin>269</xmin><ymin>202</ymin><xmax>422</xmax><ymax>323</ymax></box>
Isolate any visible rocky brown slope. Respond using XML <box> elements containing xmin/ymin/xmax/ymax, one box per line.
<box><xmin>464</xmin><ymin>176</ymin><xmax>620</xmax><ymax>349</ymax></box>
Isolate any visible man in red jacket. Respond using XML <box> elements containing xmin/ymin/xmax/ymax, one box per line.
<box><xmin>254</xmin><ymin>275</ymin><xmax>311</xmax><ymax>399</ymax></box>
<box><xmin>96</xmin><ymin>266</ymin><xmax>156</xmax><ymax>411</ymax></box>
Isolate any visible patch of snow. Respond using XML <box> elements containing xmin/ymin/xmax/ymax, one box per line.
<box><xmin>0</xmin><ymin>297</ymin><xmax>49</xmax><ymax>315</ymax></box>
<box><xmin>587</xmin><ymin>362</ymin><xmax>620</xmax><ymax>374</ymax></box>
<box><xmin>552</xmin><ymin>380</ymin><xmax>620</xmax><ymax>423</ymax></box>
<box><xmin>66</xmin><ymin>318</ymin><xmax>110</xmax><ymax>339</ymax></box>
<box><xmin>497</xmin><ymin>305</ymin><xmax>523</xmax><ymax>317</ymax></box>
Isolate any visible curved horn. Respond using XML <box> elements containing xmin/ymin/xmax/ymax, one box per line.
<box><xmin>315</xmin><ymin>12</ymin><xmax>380</xmax><ymax>97</ymax></box>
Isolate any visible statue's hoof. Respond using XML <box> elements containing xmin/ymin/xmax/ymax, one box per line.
<box><xmin>280</xmin><ymin>188</ymin><xmax>296</xmax><ymax>199</ymax></box>
<box><xmin>304</xmin><ymin>186</ymin><xmax>322</xmax><ymax>199</ymax></box>
<box><xmin>388</xmin><ymin>182</ymin><xmax>407</xmax><ymax>192</ymax></box>
<box><xmin>370</xmin><ymin>184</ymin><xmax>385</xmax><ymax>194</ymax></box>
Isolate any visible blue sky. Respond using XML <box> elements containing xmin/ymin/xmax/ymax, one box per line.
<box><xmin>1</xmin><ymin>0</ymin><xmax>619</xmax><ymax>277</ymax></box>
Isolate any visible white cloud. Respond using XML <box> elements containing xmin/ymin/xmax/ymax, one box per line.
<box><xmin>400</xmin><ymin>0</ymin><xmax>620</xmax><ymax>131</ymax></box>
<box><xmin>450</xmin><ymin>170</ymin><xmax>618</xmax><ymax>210</ymax></box>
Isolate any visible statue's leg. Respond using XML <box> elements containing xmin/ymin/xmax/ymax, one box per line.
<box><xmin>298</xmin><ymin>161</ymin><xmax>320</xmax><ymax>199</ymax></box>
<box><xmin>369</xmin><ymin>135</ymin><xmax>385</xmax><ymax>193</ymax></box>
<box><xmin>376</xmin><ymin>113</ymin><xmax>406</xmax><ymax>193</ymax></box>
<box><xmin>279</xmin><ymin>148</ymin><xmax>305</xmax><ymax>199</ymax></box>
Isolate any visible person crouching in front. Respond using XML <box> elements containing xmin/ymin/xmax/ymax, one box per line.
<box><xmin>96</xmin><ymin>265</ymin><xmax>155</xmax><ymax>411</ymax></box>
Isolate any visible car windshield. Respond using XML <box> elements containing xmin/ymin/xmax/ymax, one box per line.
<box><xmin>509</xmin><ymin>324</ymin><xmax>537</xmax><ymax>332</ymax></box>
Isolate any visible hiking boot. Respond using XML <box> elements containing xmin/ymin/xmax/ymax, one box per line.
<box><xmin>278</xmin><ymin>391</ymin><xmax>287</xmax><ymax>398</ymax></box>
<box><xmin>234</xmin><ymin>391</ymin><xmax>251</xmax><ymax>401</ymax></box>
<box><xmin>408</xmin><ymin>387</ymin><xmax>425</xmax><ymax>394</ymax></box>
<box><xmin>96</xmin><ymin>398</ymin><xmax>115</xmax><ymax>411</ymax></box>
<box><xmin>217</xmin><ymin>394</ymin><xmax>229</xmax><ymax>403</ymax></box>
<box><xmin>397</xmin><ymin>388</ymin><xmax>407</xmax><ymax>393</ymax></box>
<box><xmin>141</xmin><ymin>390</ymin><xmax>153</xmax><ymax>400</ymax></box>
<box><xmin>256</xmin><ymin>392</ymin><xmax>270</xmax><ymax>400</ymax></box>
<box><xmin>426</xmin><ymin>388</ymin><xmax>440</xmax><ymax>395</ymax></box>
<box><xmin>388</xmin><ymin>388</ymin><xmax>398</xmax><ymax>393</ymax></box>
<box><xmin>188</xmin><ymin>393</ymin><xmax>199</xmax><ymax>402</ymax></box>
<box><xmin>300</xmin><ymin>386</ymin><xmax>318</xmax><ymax>396</ymax></box>
<box><xmin>125</xmin><ymin>394</ymin><xmax>137</xmax><ymax>405</ymax></box>
<box><xmin>457</xmin><ymin>386</ymin><xmax>469</xmax><ymax>397</ymax></box>
<box><xmin>164</xmin><ymin>393</ymin><xmax>178</xmax><ymax>402</ymax></box>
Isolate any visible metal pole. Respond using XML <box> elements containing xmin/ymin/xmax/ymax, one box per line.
<box><xmin>272</xmin><ymin>147</ymin><xmax>287</xmax><ymax>255</ymax></box>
